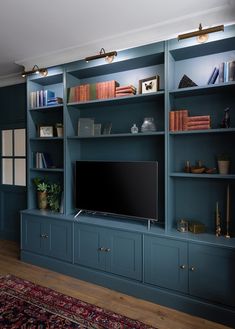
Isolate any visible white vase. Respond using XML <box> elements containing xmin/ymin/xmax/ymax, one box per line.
<box><xmin>217</xmin><ymin>160</ymin><xmax>230</xmax><ymax>175</ymax></box>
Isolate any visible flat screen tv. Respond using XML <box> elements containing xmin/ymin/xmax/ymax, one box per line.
<box><xmin>75</xmin><ymin>161</ymin><xmax>158</xmax><ymax>221</ymax></box>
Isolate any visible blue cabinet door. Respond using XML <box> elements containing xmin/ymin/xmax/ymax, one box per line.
<box><xmin>144</xmin><ymin>235</ymin><xmax>188</xmax><ymax>292</ymax></box>
<box><xmin>21</xmin><ymin>214</ymin><xmax>45</xmax><ymax>254</ymax></box>
<box><xmin>46</xmin><ymin>219</ymin><xmax>73</xmax><ymax>262</ymax></box>
<box><xmin>21</xmin><ymin>213</ymin><xmax>73</xmax><ymax>262</ymax></box>
<box><xmin>189</xmin><ymin>243</ymin><xmax>235</xmax><ymax>307</ymax></box>
<box><xmin>106</xmin><ymin>230</ymin><xmax>142</xmax><ymax>281</ymax></box>
<box><xmin>74</xmin><ymin>223</ymin><xmax>142</xmax><ymax>280</ymax></box>
<box><xmin>74</xmin><ymin>223</ymin><xmax>106</xmax><ymax>270</ymax></box>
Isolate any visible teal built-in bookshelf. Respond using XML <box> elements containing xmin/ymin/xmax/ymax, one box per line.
<box><xmin>21</xmin><ymin>24</ymin><xmax>235</xmax><ymax>327</ymax></box>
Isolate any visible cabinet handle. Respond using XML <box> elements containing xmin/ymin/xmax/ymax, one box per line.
<box><xmin>180</xmin><ymin>264</ymin><xmax>186</xmax><ymax>269</ymax></box>
<box><xmin>98</xmin><ymin>247</ymin><xmax>105</xmax><ymax>252</ymax></box>
<box><xmin>190</xmin><ymin>266</ymin><xmax>196</xmax><ymax>271</ymax></box>
<box><xmin>40</xmin><ymin>233</ymin><xmax>49</xmax><ymax>239</ymax></box>
<box><xmin>105</xmin><ymin>248</ymin><xmax>111</xmax><ymax>252</ymax></box>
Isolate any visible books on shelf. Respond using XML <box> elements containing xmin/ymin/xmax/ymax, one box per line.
<box><xmin>30</xmin><ymin>90</ymin><xmax>63</xmax><ymax>108</ymax></box>
<box><xmin>67</xmin><ymin>80</ymin><xmax>120</xmax><ymax>103</ymax></box>
<box><xmin>218</xmin><ymin>60</ymin><xmax>235</xmax><ymax>83</ymax></box>
<box><xmin>115</xmin><ymin>85</ymin><xmax>136</xmax><ymax>97</ymax></box>
<box><xmin>35</xmin><ymin>152</ymin><xmax>54</xmax><ymax>169</ymax></box>
<box><xmin>169</xmin><ymin>111</ymin><xmax>211</xmax><ymax>131</ymax></box>
<box><xmin>207</xmin><ymin>67</ymin><xmax>219</xmax><ymax>84</ymax></box>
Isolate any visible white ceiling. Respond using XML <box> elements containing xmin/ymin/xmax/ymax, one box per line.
<box><xmin>0</xmin><ymin>0</ymin><xmax>235</xmax><ymax>85</ymax></box>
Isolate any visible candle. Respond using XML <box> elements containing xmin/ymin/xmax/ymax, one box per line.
<box><xmin>226</xmin><ymin>184</ymin><xmax>230</xmax><ymax>224</ymax></box>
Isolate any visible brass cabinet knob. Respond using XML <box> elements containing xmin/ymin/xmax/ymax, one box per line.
<box><xmin>190</xmin><ymin>266</ymin><xmax>196</xmax><ymax>271</ymax></box>
<box><xmin>105</xmin><ymin>248</ymin><xmax>111</xmax><ymax>252</ymax></box>
<box><xmin>180</xmin><ymin>264</ymin><xmax>186</xmax><ymax>269</ymax></box>
<box><xmin>98</xmin><ymin>247</ymin><xmax>105</xmax><ymax>252</ymax></box>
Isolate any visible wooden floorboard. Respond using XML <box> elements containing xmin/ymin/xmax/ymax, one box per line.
<box><xmin>0</xmin><ymin>239</ymin><xmax>231</xmax><ymax>329</ymax></box>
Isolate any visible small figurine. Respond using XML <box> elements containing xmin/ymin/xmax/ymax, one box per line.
<box><xmin>221</xmin><ymin>107</ymin><xmax>230</xmax><ymax>128</ymax></box>
<box><xmin>215</xmin><ymin>201</ymin><xmax>221</xmax><ymax>237</ymax></box>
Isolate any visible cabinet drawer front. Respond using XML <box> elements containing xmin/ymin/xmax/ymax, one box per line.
<box><xmin>144</xmin><ymin>236</ymin><xmax>188</xmax><ymax>292</ymax></box>
<box><xmin>106</xmin><ymin>230</ymin><xmax>142</xmax><ymax>281</ymax></box>
<box><xmin>189</xmin><ymin>243</ymin><xmax>235</xmax><ymax>307</ymax></box>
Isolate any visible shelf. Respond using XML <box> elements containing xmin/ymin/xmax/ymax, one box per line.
<box><xmin>30</xmin><ymin>137</ymin><xmax>63</xmax><ymax>141</ymax></box>
<box><xmin>169</xmin><ymin>81</ymin><xmax>235</xmax><ymax>98</ymax></box>
<box><xmin>169</xmin><ymin>128</ymin><xmax>235</xmax><ymax>135</ymax></box>
<box><xmin>68</xmin><ymin>132</ymin><xmax>165</xmax><ymax>140</ymax></box>
<box><xmin>30</xmin><ymin>168</ymin><xmax>64</xmax><ymax>172</ymax></box>
<box><xmin>167</xmin><ymin>230</ymin><xmax>235</xmax><ymax>248</ymax></box>
<box><xmin>170</xmin><ymin>173</ymin><xmax>235</xmax><ymax>179</ymax></box>
<box><xmin>30</xmin><ymin>104</ymin><xmax>63</xmax><ymax>111</ymax></box>
<box><xmin>67</xmin><ymin>91</ymin><xmax>164</xmax><ymax>109</ymax></box>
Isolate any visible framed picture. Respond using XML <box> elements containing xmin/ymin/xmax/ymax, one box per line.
<box><xmin>38</xmin><ymin>125</ymin><xmax>54</xmax><ymax>137</ymax></box>
<box><xmin>78</xmin><ymin>118</ymin><xmax>94</xmax><ymax>136</ymax></box>
<box><xmin>139</xmin><ymin>75</ymin><xmax>160</xmax><ymax>94</ymax></box>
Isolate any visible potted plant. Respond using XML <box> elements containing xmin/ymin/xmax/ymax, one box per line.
<box><xmin>47</xmin><ymin>182</ymin><xmax>62</xmax><ymax>212</ymax></box>
<box><xmin>33</xmin><ymin>177</ymin><xmax>49</xmax><ymax>209</ymax></box>
<box><xmin>217</xmin><ymin>154</ymin><xmax>230</xmax><ymax>175</ymax></box>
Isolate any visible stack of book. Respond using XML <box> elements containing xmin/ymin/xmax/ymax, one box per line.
<box><xmin>35</xmin><ymin>152</ymin><xmax>54</xmax><ymax>169</ymax></box>
<box><xmin>96</xmin><ymin>80</ymin><xmax>119</xmax><ymax>99</ymax></box>
<box><xmin>67</xmin><ymin>84</ymin><xmax>90</xmax><ymax>103</ymax></box>
<box><xmin>219</xmin><ymin>60</ymin><xmax>235</xmax><ymax>83</ymax></box>
<box><xmin>115</xmin><ymin>85</ymin><xmax>136</xmax><ymax>97</ymax></box>
<box><xmin>30</xmin><ymin>90</ymin><xmax>61</xmax><ymax>108</ymax></box>
<box><xmin>169</xmin><ymin>110</ymin><xmax>211</xmax><ymax>131</ymax></box>
<box><xmin>169</xmin><ymin>109</ymin><xmax>189</xmax><ymax>131</ymax></box>
<box><xmin>67</xmin><ymin>80</ymin><xmax>119</xmax><ymax>103</ymax></box>
<box><xmin>185</xmin><ymin>115</ymin><xmax>211</xmax><ymax>130</ymax></box>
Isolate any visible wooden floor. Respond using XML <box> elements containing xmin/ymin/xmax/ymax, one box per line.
<box><xmin>0</xmin><ymin>240</ymin><xmax>231</xmax><ymax>329</ymax></box>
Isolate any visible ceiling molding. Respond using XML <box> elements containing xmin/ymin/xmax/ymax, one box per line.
<box><xmin>0</xmin><ymin>72</ymin><xmax>25</xmax><ymax>88</ymax></box>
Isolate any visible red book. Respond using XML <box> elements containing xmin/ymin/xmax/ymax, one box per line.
<box><xmin>174</xmin><ymin>111</ymin><xmax>179</xmax><ymax>131</ymax></box>
<box><xmin>116</xmin><ymin>85</ymin><xmax>136</xmax><ymax>91</ymax></box>
<box><xmin>169</xmin><ymin>111</ymin><xmax>175</xmax><ymax>131</ymax></box>
<box><xmin>116</xmin><ymin>93</ymin><xmax>134</xmax><ymax>97</ymax></box>
<box><xmin>187</xmin><ymin>124</ymin><xmax>210</xmax><ymax>130</ymax></box>
<box><xmin>182</xmin><ymin>110</ymin><xmax>189</xmax><ymax>131</ymax></box>
<box><xmin>187</xmin><ymin>115</ymin><xmax>210</xmax><ymax>122</ymax></box>
<box><xmin>187</xmin><ymin>120</ymin><xmax>210</xmax><ymax>127</ymax></box>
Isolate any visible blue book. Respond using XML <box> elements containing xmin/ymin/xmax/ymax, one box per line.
<box><xmin>208</xmin><ymin>67</ymin><xmax>219</xmax><ymax>84</ymax></box>
<box><xmin>207</xmin><ymin>67</ymin><xmax>217</xmax><ymax>84</ymax></box>
<box><xmin>43</xmin><ymin>90</ymin><xmax>55</xmax><ymax>106</ymax></box>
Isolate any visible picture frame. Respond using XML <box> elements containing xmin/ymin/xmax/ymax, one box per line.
<box><xmin>38</xmin><ymin>125</ymin><xmax>54</xmax><ymax>137</ymax></box>
<box><xmin>139</xmin><ymin>75</ymin><xmax>160</xmax><ymax>94</ymax></box>
<box><xmin>78</xmin><ymin>118</ymin><xmax>94</xmax><ymax>136</ymax></box>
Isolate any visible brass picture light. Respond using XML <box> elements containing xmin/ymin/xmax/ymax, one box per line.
<box><xmin>178</xmin><ymin>23</ymin><xmax>224</xmax><ymax>43</ymax></box>
<box><xmin>22</xmin><ymin>65</ymin><xmax>48</xmax><ymax>78</ymax></box>
<box><xmin>85</xmin><ymin>48</ymin><xmax>117</xmax><ymax>63</ymax></box>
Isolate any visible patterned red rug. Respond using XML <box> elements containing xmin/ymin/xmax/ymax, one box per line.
<box><xmin>0</xmin><ymin>275</ymin><xmax>156</xmax><ymax>328</ymax></box>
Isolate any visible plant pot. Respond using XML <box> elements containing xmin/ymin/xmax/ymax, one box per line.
<box><xmin>37</xmin><ymin>191</ymin><xmax>48</xmax><ymax>209</ymax></box>
<box><xmin>217</xmin><ymin>160</ymin><xmax>230</xmax><ymax>175</ymax></box>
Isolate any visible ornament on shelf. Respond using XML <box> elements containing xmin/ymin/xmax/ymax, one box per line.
<box><xmin>131</xmin><ymin>123</ymin><xmax>139</xmax><ymax>134</ymax></box>
<box><xmin>220</xmin><ymin>107</ymin><xmax>230</xmax><ymax>128</ymax></box>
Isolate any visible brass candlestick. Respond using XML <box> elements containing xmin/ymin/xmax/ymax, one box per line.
<box><xmin>215</xmin><ymin>201</ymin><xmax>221</xmax><ymax>237</ymax></box>
<box><xmin>225</xmin><ymin>184</ymin><xmax>230</xmax><ymax>238</ymax></box>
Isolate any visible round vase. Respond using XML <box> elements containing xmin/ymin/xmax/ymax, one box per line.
<box><xmin>217</xmin><ymin>160</ymin><xmax>230</xmax><ymax>175</ymax></box>
<box><xmin>141</xmin><ymin>117</ymin><xmax>156</xmax><ymax>132</ymax></box>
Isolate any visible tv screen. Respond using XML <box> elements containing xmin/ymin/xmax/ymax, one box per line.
<box><xmin>75</xmin><ymin>161</ymin><xmax>158</xmax><ymax>221</ymax></box>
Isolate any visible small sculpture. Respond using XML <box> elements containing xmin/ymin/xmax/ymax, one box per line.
<box><xmin>221</xmin><ymin>107</ymin><xmax>230</xmax><ymax>128</ymax></box>
<box><xmin>215</xmin><ymin>201</ymin><xmax>221</xmax><ymax>237</ymax></box>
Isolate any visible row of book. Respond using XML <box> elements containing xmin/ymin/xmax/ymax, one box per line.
<box><xmin>67</xmin><ymin>80</ymin><xmax>120</xmax><ymax>103</ymax></box>
<box><xmin>169</xmin><ymin>110</ymin><xmax>211</xmax><ymax>131</ymax></box>
<box><xmin>208</xmin><ymin>60</ymin><xmax>235</xmax><ymax>85</ymax></box>
<box><xmin>30</xmin><ymin>90</ymin><xmax>63</xmax><ymax>108</ymax></box>
<box><xmin>35</xmin><ymin>152</ymin><xmax>54</xmax><ymax>169</ymax></box>
<box><xmin>116</xmin><ymin>85</ymin><xmax>136</xmax><ymax>97</ymax></box>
